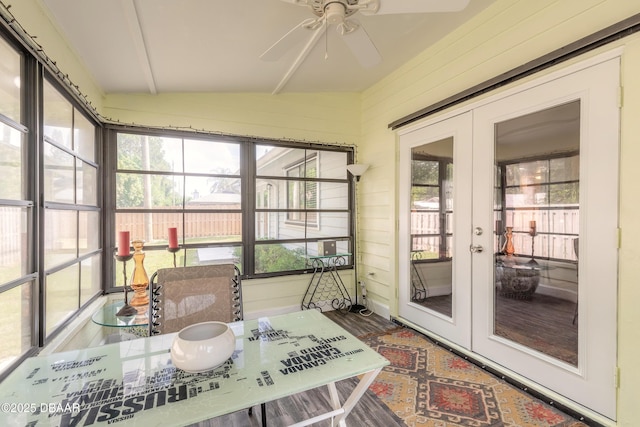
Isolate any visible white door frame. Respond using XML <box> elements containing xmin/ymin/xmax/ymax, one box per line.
<box><xmin>471</xmin><ymin>56</ymin><xmax>619</xmax><ymax>420</ymax></box>
<box><xmin>397</xmin><ymin>51</ymin><xmax>620</xmax><ymax>420</ymax></box>
<box><xmin>398</xmin><ymin>112</ymin><xmax>473</xmax><ymax>349</ymax></box>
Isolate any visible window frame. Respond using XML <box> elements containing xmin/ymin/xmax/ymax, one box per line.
<box><xmin>41</xmin><ymin>76</ymin><xmax>102</xmax><ymax>342</ymax></box>
<box><xmin>0</xmin><ymin>27</ymin><xmax>102</xmax><ymax>381</ymax></box>
<box><xmin>106</xmin><ymin>127</ymin><xmax>354</xmax><ymax>286</ymax></box>
<box><xmin>498</xmin><ymin>151</ymin><xmax>580</xmax><ymax>262</ymax></box>
<box><xmin>0</xmin><ymin>33</ymin><xmax>37</xmax><ymax>380</ymax></box>
<box><xmin>284</xmin><ymin>153</ymin><xmax>319</xmax><ymax>227</ymax></box>
<box><xmin>410</xmin><ymin>154</ymin><xmax>453</xmax><ymax>263</ymax></box>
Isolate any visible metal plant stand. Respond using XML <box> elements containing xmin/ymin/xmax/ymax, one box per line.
<box><xmin>301</xmin><ymin>254</ymin><xmax>354</xmax><ymax>312</ymax></box>
<box><xmin>411</xmin><ymin>251</ymin><xmax>428</xmax><ymax>301</ymax></box>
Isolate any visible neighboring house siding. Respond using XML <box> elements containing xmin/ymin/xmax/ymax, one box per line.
<box><xmin>259</xmin><ymin>149</ymin><xmax>349</xmax><ymax>247</ymax></box>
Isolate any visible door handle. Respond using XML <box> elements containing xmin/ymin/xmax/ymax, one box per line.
<box><xmin>470</xmin><ymin>244</ymin><xmax>484</xmax><ymax>253</ymax></box>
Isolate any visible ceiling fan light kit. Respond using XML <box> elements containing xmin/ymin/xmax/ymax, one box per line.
<box><xmin>264</xmin><ymin>0</ymin><xmax>471</xmax><ymax>94</ymax></box>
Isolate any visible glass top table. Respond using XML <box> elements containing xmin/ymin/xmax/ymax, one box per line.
<box><xmin>0</xmin><ymin>309</ymin><xmax>388</xmax><ymax>427</ymax></box>
<box><xmin>92</xmin><ymin>300</ymin><xmax>149</xmax><ymax>328</ymax></box>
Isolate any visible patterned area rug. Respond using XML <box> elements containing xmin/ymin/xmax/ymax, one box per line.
<box><xmin>360</xmin><ymin>328</ymin><xmax>588</xmax><ymax>427</ymax></box>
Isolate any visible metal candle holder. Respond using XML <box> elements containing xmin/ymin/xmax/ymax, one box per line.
<box><xmin>167</xmin><ymin>246</ymin><xmax>180</xmax><ymax>267</ymax></box>
<box><xmin>528</xmin><ymin>221</ymin><xmax>538</xmax><ymax>265</ymax></box>
<box><xmin>114</xmin><ymin>253</ymin><xmax>137</xmax><ymax>317</ymax></box>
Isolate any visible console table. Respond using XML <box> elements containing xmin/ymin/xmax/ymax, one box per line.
<box><xmin>301</xmin><ymin>253</ymin><xmax>354</xmax><ymax>312</ymax></box>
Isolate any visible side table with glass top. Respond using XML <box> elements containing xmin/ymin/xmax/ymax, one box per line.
<box><xmin>91</xmin><ymin>300</ymin><xmax>149</xmax><ymax>343</ymax></box>
<box><xmin>302</xmin><ymin>253</ymin><xmax>354</xmax><ymax>312</ymax></box>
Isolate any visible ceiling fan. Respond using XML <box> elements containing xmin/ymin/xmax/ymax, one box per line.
<box><xmin>261</xmin><ymin>0</ymin><xmax>471</xmax><ymax>93</ymax></box>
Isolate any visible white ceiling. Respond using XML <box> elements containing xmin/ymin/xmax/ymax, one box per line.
<box><xmin>39</xmin><ymin>0</ymin><xmax>495</xmax><ymax>95</ymax></box>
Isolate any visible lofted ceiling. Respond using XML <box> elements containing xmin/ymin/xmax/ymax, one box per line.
<box><xmin>39</xmin><ymin>0</ymin><xmax>495</xmax><ymax>95</ymax></box>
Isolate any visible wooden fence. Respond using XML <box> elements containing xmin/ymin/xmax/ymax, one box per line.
<box><xmin>411</xmin><ymin>209</ymin><xmax>579</xmax><ymax>261</ymax></box>
<box><xmin>115</xmin><ymin>211</ymin><xmax>242</xmax><ymax>243</ymax></box>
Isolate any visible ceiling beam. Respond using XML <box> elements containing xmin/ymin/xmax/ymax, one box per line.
<box><xmin>120</xmin><ymin>0</ymin><xmax>157</xmax><ymax>94</ymax></box>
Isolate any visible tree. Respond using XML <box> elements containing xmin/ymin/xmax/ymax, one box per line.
<box><xmin>208</xmin><ymin>168</ymin><xmax>241</xmax><ymax>194</ymax></box>
<box><xmin>116</xmin><ymin>134</ymin><xmax>182</xmax><ymax>208</ymax></box>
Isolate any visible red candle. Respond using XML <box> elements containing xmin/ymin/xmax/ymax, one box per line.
<box><xmin>168</xmin><ymin>227</ymin><xmax>179</xmax><ymax>248</ymax></box>
<box><xmin>117</xmin><ymin>231</ymin><xmax>130</xmax><ymax>256</ymax></box>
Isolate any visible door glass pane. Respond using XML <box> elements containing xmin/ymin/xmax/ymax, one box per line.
<box><xmin>410</xmin><ymin>138</ymin><xmax>453</xmax><ymax>317</ymax></box>
<box><xmin>494</xmin><ymin>101</ymin><xmax>579</xmax><ymax>366</ymax></box>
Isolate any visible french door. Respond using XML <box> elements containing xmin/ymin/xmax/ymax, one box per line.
<box><xmin>398</xmin><ymin>56</ymin><xmax>619</xmax><ymax>419</ymax></box>
<box><xmin>398</xmin><ymin>112</ymin><xmax>473</xmax><ymax>348</ymax></box>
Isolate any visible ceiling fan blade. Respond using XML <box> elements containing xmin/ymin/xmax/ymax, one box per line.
<box><xmin>272</xmin><ymin>20</ymin><xmax>328</xmax><ymax>94</ymax></box>
<box><xmin>361</xmin><ymin>0</ymin><xmax>471</xmax><ymax>15</ymax></box>
<box><xmin>341</xmin><ymin>22</ymin><xmax>381</xmax><ymax>68</ymax></box>
<box><xmin>260</xmin><ymin>18</ymin><xmax>319</xmax><ymax>61</ymax></box>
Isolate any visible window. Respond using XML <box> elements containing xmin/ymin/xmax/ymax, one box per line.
<box><xmin>285</xmin><ymin>154</ymin><xmax>318</xmax><ymax>226</ymax></box>
<box><xmin>0</xmin><ymin>36</ymin><xmax>33</xmax><ymax>377</ymax></box>
<box><xmin>410</xmin><ymin>155</ymin><xmax>453</xmax><ymax>260</ymax></box>
<box><xmin>43</xmin><ymin>79</ymin><xmax>101</xmax><ymax>336</ymax></box>
<box><xmin>111</xmin><ymin>132</ymin><xmax>352</xmax><ymax>282</ymax></box>
<box><xmin>256</xmin><ymin>146</ymin><xmax>349</xmax><ymax>274</ymax></box>
<box><xmin>114</xmin><ymin>133</ymin><xmax>242</xmax><ymax>280</ymax></box>
<box><xmin>499</xmin><ymin>154</ymin><xmax>579</xmax><ymax>261</ymax></box>
<box><xmin>0</xmin><ymin>35</ymin><xmax>101</xmax><ymax>380</ymax></box>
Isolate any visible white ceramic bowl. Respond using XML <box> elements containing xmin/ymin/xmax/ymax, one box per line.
<box><xmin>170</xmin><ymin>321</ymin><xmax>236</xmax><ymax>373</ymax></box>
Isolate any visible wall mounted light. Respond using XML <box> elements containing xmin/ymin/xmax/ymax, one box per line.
<box><xmin>346</xmin><ymin>163</ymin><xmax>369</xmax><ymax>181</ymax></box>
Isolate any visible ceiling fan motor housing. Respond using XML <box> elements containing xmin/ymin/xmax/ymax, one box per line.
<box><xmin>325</xmin><ymin>2</ymin><xmax>348</xmax><ymax>24</ymax></box>
<box><xmin>310</xmin><ymin>1</ymin><xmax>359</xmax><ymax>19</ymax></box>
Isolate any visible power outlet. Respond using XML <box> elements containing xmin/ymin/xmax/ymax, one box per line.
<box><xmin>359</xmin><ymin>280</ymin><xmax>367</xmax><ymax>300</ymax></box>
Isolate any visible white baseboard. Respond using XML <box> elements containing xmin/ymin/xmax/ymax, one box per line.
<box><xmin>365</xmin><ymin>299</ymin><xmax>390</xmax><ymax>319</ymax></box>
<box><xmin>244</xmin><ymin>304</ymin><xmax>301</xmax><ymax>320</ymax></box>
<box><xmin>244</xmin><ymin>300</ymin><xmax>391</xmax><ymax>321</ymax></box>
<box><xmin>536</xmin><ymin>283</ymin><xmax>577</xmax><ymax>302</ymax></box>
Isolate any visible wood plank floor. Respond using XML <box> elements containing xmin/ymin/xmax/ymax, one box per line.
<box><xmin>415</xmin><ymin>292</ymin><xmax>578</xmax><ymax>365</ymax></box>
<box><xmin>193</xmin><ymin>310</ymin><xmax>403</xmax><ymax>427</ymax></box>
